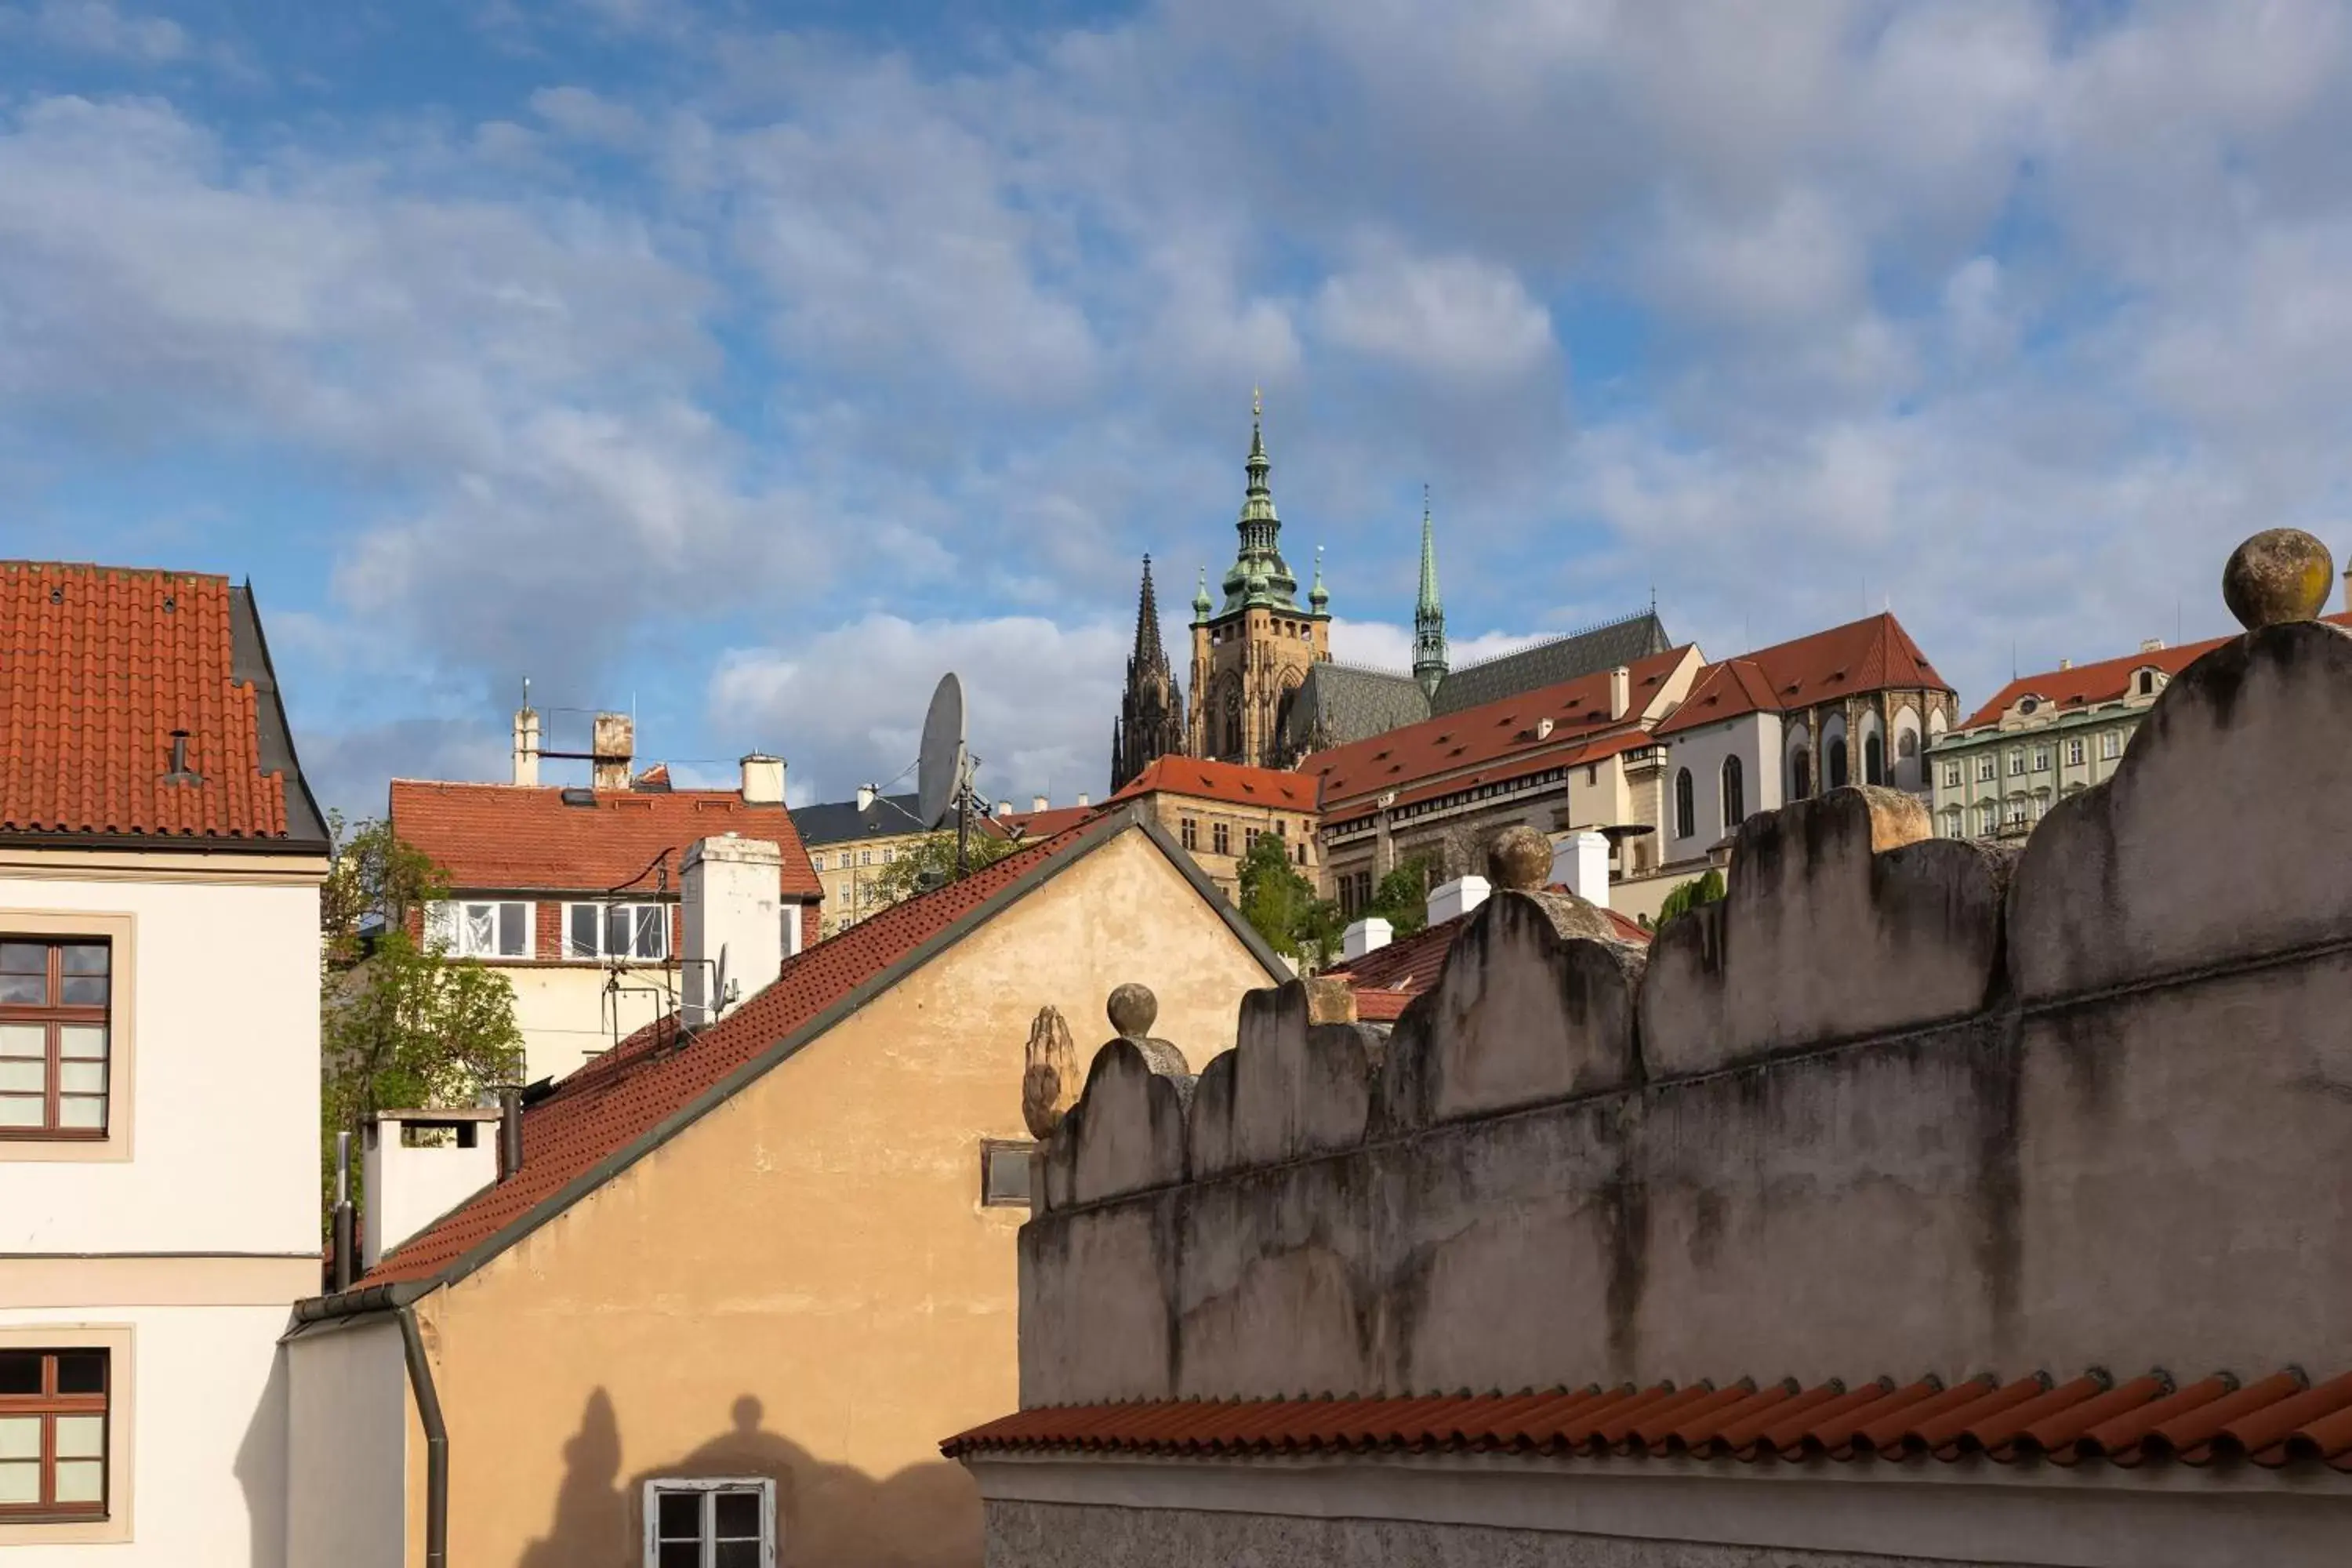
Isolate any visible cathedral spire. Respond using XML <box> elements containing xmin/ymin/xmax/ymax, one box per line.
<box><xmin>1308</xmin><ymin>543</ymin><xmax>1329</xmax><ymax>614</ymax></box>
<box><xmin>1217</xmin><ymin>391</ymin><xmax>1298</xmax><ymax>615</ymax></box>
<box><xmin>1133</xmin><ymin>554</ymin><xmax>1166</xmax><ymax>663</ymax></box>
<box><xmin>1110</xmin><ymin>554</ymin><xmax>1187</xmax><ymax>793</ymax></box>
<box><xmin>1413</xmin><ymin>485</ymin><xmax>1447</xmax><ymax>701</ymax></box>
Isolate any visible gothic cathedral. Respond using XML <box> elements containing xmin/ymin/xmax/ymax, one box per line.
<box><xmin>1109</xmin><ymin>556</ymin><xmax>1188</xmax><ymax>792</ymax></box>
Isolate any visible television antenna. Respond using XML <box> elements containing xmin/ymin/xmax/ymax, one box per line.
<box><xmin>916</xmin><ymin>672</ymin><xmax>981</xmax><ymax>877</ymax></box>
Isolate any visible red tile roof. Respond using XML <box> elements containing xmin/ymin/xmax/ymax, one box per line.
<box><xmin>1327</xmin><ymin>891</ymin><xmax>1648</xmax><ymax>1022</ymax></box>
<box><xmin>1308</xmin><ymin>648</ymin><xmax>1693</xmax><ymax>816</ymax></box>
<box><xmin>1653</xmin><ymin>614</ymin><xmax>1951</xmax><ymax>740</ymax></box>
<box><xmin>356</xmin><ymin>812</ymin><xmax>1126</xmax><ymax>1288</ymax></box>
<box><xmin>0</xmin><ymin>561</ymin><xmax>321</xmax><ymax>845</ymax></box>
<box><xmin>389</xmin><ymin>779</ymin><xmax>821</xmax><ymax>901</ymax></box>
<box><xmin>996</xmin><ymin>804</ymin><xmax>1098</xmax><ymax>840</ymax></box>
<box><xmin>1109</xmin><ymin>755</ymin><xmax>1319</xmax><ymax>813</ymax></box>
<box><xmin>1954</xmin><ymin>612</ymin><xmax>2352</xmax><ymax>731</ymax></box>
<box><xmin>942</xmin><ymin>1367</ymin><xmax>2352</xmax><ymax>1471</ymax></box>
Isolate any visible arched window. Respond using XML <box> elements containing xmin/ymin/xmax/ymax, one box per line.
<box><xmin>1721</xmin><ymin>755</ymin><xmax>1744</xmax><ymax>829</ymax></box>
<box><xmin>1790</xmin><ymin>750</ymin><xmax>1811</xmax><ymax>800</ymax></box>
<box><xmin>1674</xmin><ymin>768</ymin><xmax>1695</xmax><ymax>840</ymax></box>
<box><xmin>1864</xmin><ymin>734</ymin><xmax>1885</xmax><ymax>786</ymax></box>
<box><xmin>1828</xmin><ymin>738</ymin><xmax>1849</xmax><ymax>790</ymax></box>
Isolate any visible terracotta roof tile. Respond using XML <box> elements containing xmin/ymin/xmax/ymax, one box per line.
<box><xmin>0</xmin><ymin>561</ymin><xmax>313</xmax><ymax>843</ymax></box>
<box><xmin>943</xmin><ymin>1368</ymin><xmax>2352</xmax><ymax>1473</ymax></box>
<box><xmin>354</xmin><ymin>814</ymin><xmax>1115</xmax><ymax>1288</ymax></box>
<box><xmin>997</xmin><ymin>804</ymin><xmax>1099</xmax><ymax>839</ymax></box>
<box><xmin>388</xmin><ymin>779</ymin><xmax>821</xmax><ymax>900</ymax></box>
<box><xmin>1953</xmin><ymin>612</ymin><xmax>2352</xmax><ymax>731</ymax></box>
<box><xmin>1653</xmin><ymin>614</ymin><xmax>1952</xmax><ymax>740</ymax></box>
<box><xmin>1108</xmin><ymin>756</ymin><xmax>1319</xmax><ymax>812</ymax></box>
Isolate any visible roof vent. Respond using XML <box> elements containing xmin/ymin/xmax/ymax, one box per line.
<box><xmin>162</xmin><ymin>731</ymin><xmax>202</xmax><ymax>786</ymax></box>
<box><xmin>560</xmin><ymin>786</ymin><xmax>596</xmax><ymax>807</ymax></box>
<box><xmin>1536</xmin><ymin>718</ymin><xmax>1555</xmax><ymax>739</ymax></box>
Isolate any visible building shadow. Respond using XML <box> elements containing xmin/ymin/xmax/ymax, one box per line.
<box><xmin>232</xmin><ymin>1341</ymin><xmax>290</xmax><ymax>1568</ymax></box>
<box><xmin>520</xmin><ymin>1388</ymin><xmax>979</xmax><ymax>1568</ymax></box>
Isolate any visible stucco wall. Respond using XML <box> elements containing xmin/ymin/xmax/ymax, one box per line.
<box><xmin>503</xmin><ymin>962</ymin><xmax>679</xmax><ymax>1083</ymax></box>
<box><xmin>1020</xmin><ymin>622</ymin><xmax>2352</xmax><ymax>1407</ymax></box>
<box><xmin>407</xmin><ymin>828</ymin><xmax>1276</xmax><ymax>1567</ymax></box>
<box><xmin>285</xmin><ymin>1315</ymin><xmax>409</xmax><ymax>1568</ymax></box>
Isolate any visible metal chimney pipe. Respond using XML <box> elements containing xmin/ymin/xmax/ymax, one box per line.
<box><xmin>498</xmin><ymin>1087</ymin><xmax>524</xmax><ymax>1181</ymax></box>
<box><xmin>331</xmin><ymin>1131</ymin><xmax>356</xmax><ymax>1293</ymax></box>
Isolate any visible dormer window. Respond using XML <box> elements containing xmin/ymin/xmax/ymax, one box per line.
<box><xmin>2136</xmin><ymin>670</ymin><xmax>2158</xmax><ymax>697</ymax></box>
<box><xmin>428</xmin><ymin>902</ymin><xmax>531</xmax><ymax>960</ymax></box>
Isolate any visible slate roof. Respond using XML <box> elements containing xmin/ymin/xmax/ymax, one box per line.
<box><xmin>390</xmin><ymin>779</ymin><xmax>822</xmax><ymax>901</ymax></box>
<box><xmin>303</xmin><ymin>806</ymin><xmax>1283</xmax><ymax>1308</ymax></box>
<box><xmin>1951</xmin><ymin>613</ymin><xmax>2352</xmax><ymax>732</ymax></box>
<box><xmin>1277</xmin><ymin>662</ymin><xmax>1432</xmax><ymax>756</ymax></box>
<box><xmin>1109</xmin><ymin>755</ymin><xmax>1319</xmax><ymax>813</ymax></box>
<box><xmin>1431</xmin><ymin>610</ymin><xmax>1675</xmax><ymax>717</ymax></box>
<box><xmin>1309</xmin><ymin>648</ymin><xmax>1693</xmax><ymax>820</ymax></box>
<box><xmin>791</xmin><ymin>791</ymin><xmax>929</xmax><ymax>846</ymax></box>
<box><xmin>0</xmin><ymin>560</ymin><xmax>326</xmax><ymax>849</ymax></box>
<box><xmin>944</xmin><ymin>1367</ymin><xmax>2352</xmax><ymax>1472</ymax></box>
<box><xmin>1653</xmin><ymin>614</ymin><xmax>1951</xmax><ymax>740</ymax></box>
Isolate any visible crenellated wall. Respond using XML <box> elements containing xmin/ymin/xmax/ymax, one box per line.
<box><xmin>1018</xmin><ymin>620</ymin><xmax>2352</xmax><ymax>1409</ymax></box>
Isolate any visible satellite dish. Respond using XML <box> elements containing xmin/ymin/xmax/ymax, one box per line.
<box><xmin>916</xmin><ymin>673</ymin><xmax>967</xmax><ymax>829</ymax></box>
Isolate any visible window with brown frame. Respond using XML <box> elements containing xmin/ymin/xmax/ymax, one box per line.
<box><xmin>0</xmin><ymin>1348</ymin><xmax>108</xmax><ymax>1518</ymax></box>
<box><xmin>0</xmin><ymin>941</ymin><xmax>111</xmax><ymax>1138</ymax></box>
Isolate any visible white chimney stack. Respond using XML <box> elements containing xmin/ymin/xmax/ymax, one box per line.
<box><xmin>1426</xmin><ymin>874</ymin><xmax>1491</xmax><ymax>925</ymax></box>
<box><xmin>856</xmin><ymin>784</ymin><xmax>876</xmax><ymax>814</ymax></box>
<box><xmin>361</xmin><ymin>1109</ymin><xmax>500</xmax><ymax>1269</ymax></box>
<box><xmin>1551</xmin><ymin>829</ymin><xmax>1611</xmax><ymax>909</ymax></box>
<box><xmin>1341</xmin><ymin>916</ymin><xmax>1392</xmax><ymax>961</ymax></box>
<box><xmin>1609</xmin><ymin>666</ymin><xmax>1632</xmax><ymax>721</ymax></box>
<box><xmin>1032</xmin><ymin>794</ymin><xmax>1049</xmax><ymax>813</ymax></box>
<box><xmin>739</xmin><ymin>753</ymin><xmax>786</xmax><ymax>805</ymax></box>
<box><xmin>512</xmin><ymin>708</ymin><xmax>541</xmax><ymax>787</ymax></box>
<box><xmin>1076</xmin><ymin>793</ymin><xmax>1090</xmax><ymax>808</ymax></box>
<box><xmin>995</xmin><ymin>800</ymin><xmax>1012</xmax><ymax>818</ymax></box>
<box><xmin>683</xmin><ymin>834</ymin><xmax>784</xmax><ymax>1029</ymax></box>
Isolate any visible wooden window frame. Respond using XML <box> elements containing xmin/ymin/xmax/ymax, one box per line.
<box><xmin>0</xmin><ymin>938</ymin><xmax>112</xmax><ymax>1142</ymax></box>
<box><xmin>642</xmin><ymin>1476</ymin><xmax>776</xmax><ymax>1567</ymax></box>
<box><xmin>0</xmin><ymin>1349</ymin><xmax>108</xmax><ymax>1523</ymax></box>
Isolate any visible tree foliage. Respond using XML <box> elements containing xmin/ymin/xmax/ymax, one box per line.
<box><xmin>1236</xmin><ymin>830</ymin><xmax>1341</xmax><ymax>967</ymax></box>
<box><xmin>1652</xmin><ymin>867</ymin><xmax>1727</xmax><ymax>928</ymax></box>
<box><xmin>866</xmin><ymin>825</ymin><xmax>1018</xmax><ymax>906</ymax></box>
<box><xmin>1365</xmin><ymin>856</ymin><xmax>1433</xmax><ymax>937</ymax></box>
<box><xmin>320</xmin><ymin>812</ymin><xmax>524</xmax><ymax>1232</ymax></box>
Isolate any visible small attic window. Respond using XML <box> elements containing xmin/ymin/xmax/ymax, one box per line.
<box><xmin>561</xmin><ymin>787</ymin><xmax>595</xmax><ymax>807</ymax></box>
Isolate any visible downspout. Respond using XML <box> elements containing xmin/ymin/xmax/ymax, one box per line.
<box><xmin>397</xmin><ymin>1304</ymin><xmax>450</xmax><ymax>1568</ymax></box>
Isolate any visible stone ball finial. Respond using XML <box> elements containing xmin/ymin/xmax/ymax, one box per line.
<box><xmin>1107</xmin><ymin>982</ymin><xmax>1158</xmax><ymax>1039</ymax></box>
<box><xmin>1486</xmin><ymin>824</ymin><xmax>1553</xmax><ymax>891</ymax></box>
<box><xmin>2223</xmin><ymin>528</ymin><xmax>2334</xmax><ymax>630</ymax></box>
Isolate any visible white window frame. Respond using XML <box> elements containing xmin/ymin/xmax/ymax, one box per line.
<box><xmin>641</xmin><ymin>1476</ymin><xmax>776</xmax><ymax>1567</ymax></box>
<box><xmin>564</xmin><ymin>902</ymin><xmax>669</xmax><ymax>963</ymax></box>
<box><xmin>428</xmin><ymin>900</ymin><xmax>532</xmax><ymax>960</ymax></box>
<box><xmin>1944</xmin><ymin>764</ymin><xmax>1961</xmax><ymax>789</ymax></box>
<box><xmin>2100</xmin><ymin>729</ymin><xmax>2122</xmax><ymax>760</ymax></box>
<box><xmin>2066</xmin><ymin>738</ymin><xmax>2086</xmax><ymax>766</ymax></box>
<box><xmin>2007</xmin><ymin>750</ymin><xmax>2026</xmax><ymax>777</ymax></box>
<box><xmin>1976</xmin><ymin>756</ymin><xmax>1996</xmax><ymax>782</ymax></box>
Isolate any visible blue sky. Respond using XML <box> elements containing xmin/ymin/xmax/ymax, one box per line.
<box><xmin>7</xmin><ymin>0</ymin><xmax>2352</xmax><ymax>818</ymax></box>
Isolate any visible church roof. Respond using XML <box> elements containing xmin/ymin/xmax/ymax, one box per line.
<box><xmin>1109</xmin><ymin>754</ymin><xmax>1319</xmax><ymax>813</ymax></box>
<box><xmin>1652</xmin><ymin>614</ymin><xmax>1951</xmax><ymax>739</ymax></box>
<box><xmin>1431</xmin><ymin>610</ymin><xmax>1674</xmax><ymax>715</ymax></box>
<box><xmin>1276</xmin><ymin>662</ymin><xmax>1434</xmax><ymax>757</ymax></box>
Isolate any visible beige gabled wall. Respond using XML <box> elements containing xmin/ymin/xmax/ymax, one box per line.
<box><xmin>412</xmin><ymin>827</ymin><xmax>1272</xmax><ymax>1568</ymax></box>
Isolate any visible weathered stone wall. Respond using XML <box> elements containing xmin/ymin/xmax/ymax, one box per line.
<box><xmin>1019</xmin><ymin>622</ymin><xmax>2352</xmax><ymax>1407</ymax></box>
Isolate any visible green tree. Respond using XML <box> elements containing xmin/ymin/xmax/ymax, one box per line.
<box><xmin>1366</xmin><ymin>856</ymin><xmax>1433</xmax><ymax>937</ymax></box>
<box><xmin>866</xmin><ymin>826</ymin><xmax>1018</xmax><ymax>906</ymax></box>
<box><xmin>1236</xmin><ymin>831</ymin><xmax>1341</xmax><ymax>967</ymax></box>
<box><xmin>1651</xmin><ymin>867</ymin><xmax>1727</xmax><ymax>928</ymax></box>
<box><xmin>320</xmin><ymin>813</ymin><xmax>524</xmax><ymax>1233</ymax></box>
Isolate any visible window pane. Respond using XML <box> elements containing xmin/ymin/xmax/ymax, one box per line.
<box><xmin>0</xmin><ymin>1356</ymin><xmax>37</xmax><ymax>1396</ymax></box>
<box><xmin>59</xmin><ymin>1025</ymin><xmax>106</xmax><ymax>1060</ymax></box>
<box><xmin>658</xmin><ymin>1544</ymin><xmax>701</xmax><ymax>1568</ymax></box>
<box><xmin>0</xmin><ymin>1022</ymin><xmax>41</xmax><ymax>1058</ymax></box>
<box><xmin>464</xmin><ymin>907</ymin><xmax>495</xmax><ymax>955</ymax></box>
<box><xmin>0</xmin><ymin>1060</ymin><xmax>42</xmax><ymax>1093</ymax></box>
<box><xmin>56</xmin><ymin>1352</ymin><xmax>104</xmax><ymax>1395</ymax></box>
<box><xmin>569</xmin><ymin>906</ymin><xmax>599</xmax><ymax>958</ymax></box>
<box><xmin>0</xmin><ymin>943</ymin><xmax>48</xmax><ymax>974</ymax></box>
<box><xmin>716</xmin><ymin>1541</ymin><xmax>760</xmax><ymax>1568</ymax></box>
<box><xmin>61</xmin><ymin>1095</ymin><xmax>106</xmax><ymax>1129</ymax></box>
<box><xmin>0</xmin><ymin>1459</ymin><xmax>37</xmax><ymax>1504</ymax></box>
<box><xmin>605</xmin><ymin>907</ymin><xmax>630</xmax><ymax>958</ymax></box>
<box><xmin>59</xmin><ymin>975</ymin><xmax>107</xmax><ymax>1006</ymax></box>
<box><xmin>498</xmin><ymin>904</ymin><xmax>527</xmax><ymax>956</ymax></box>
<box><xmin>54</xmin><ymin>1458</ymin><xmax>104</xmax><ymax>1504</ymax></box>
<box><xmin>59</xmin><ymin>944</ymin><xmax>107</xmax><ymax>975</ymax></box>
<box><xmin>0</xmin><ymin>1097</ymin><xmax>41</xmax><ymax>1127</ymax></box>
<box><xmin>0</xmin><ymin>973</ymin><xmax>43</xmax><ymax>1004</ymax></box>
<box><xmin>633</xmin><ymin>907</ymin><xmax>665</xmax><ymax>960</ymax></box>
<box><xmin>54</xmin><ymin>1414</ymin><xmax>103</xmax><ymax>1458</ymax></box>
<box><xmin>655</xmin><ymin>1489</ymin><xmax>702</xmax><ymax>1539</ymax></box>
<box><xmin>713</xmin><ymin>1489</ymin><xmax>761</xmax><ymax>1537</ymax></box>
<box><xmin>0</xmin><ymin>1414</ymin><xmax>36</xmax><ymax>1462</ymax></box>
<box><xmin>60</xmin><ymin>1061</ymin><xmax>105</xmax><ymax>1094</ymax></box>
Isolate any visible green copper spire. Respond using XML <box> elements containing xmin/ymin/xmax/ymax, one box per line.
<box><xmin>1192</xmin><ymin>566</ymin><xmax>1212</xmax><ymax>623</ymax></box>
<box><xmin>1214</xmin><ymin>390</ymin><xmax>1300</xmax><ymax>616</ymax></box>
<box><xmin>1308</xmin><ymin>543</ymin><xmax>1329</xmax><ymax>612</ymax></box>
<box><xmin>1413</xmin><ymin>485</ymin><xmax>1447</xmax><ymax>700</ymax></box>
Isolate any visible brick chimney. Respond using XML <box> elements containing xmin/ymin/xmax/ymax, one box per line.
<box><xmin>512</xmin><ymin>707</ymin><xmax>540</xmax><ymax>787</ymax></box>
<box><xmin>740</xmin><ymin>753</ymin><xmax>786</xmax><ymax>805</ymax></box>
<box><xmin>1609</xmin><ymin>666</ymin><xmax>1632</xmax><ymax>721</ymax></box>
<box><xmin>591</xmin><ymin>712</ymin><xmax>634</xmax><ymax>791</ymax></box>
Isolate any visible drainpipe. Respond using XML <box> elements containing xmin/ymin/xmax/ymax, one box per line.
<box><xmin>397</xmin><ymin>1304</ymin><xmax>449</xmax><ymax>1568</ymax></box>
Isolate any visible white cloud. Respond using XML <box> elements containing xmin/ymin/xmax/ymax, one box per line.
<box><xmin>531</xmin><ymin>85</ymin><xmax>648</xmax><ymax>147</ymax></box>
<box><xmin>20</xmin><ymin>0</ymin><xmax>188</xmax><ymax>62</ymax></box>
<box><xmin>1327</xmin><ymin>619</ymin><xmax>1548</xmax><ymax>674</ymax></box>
<box><xmin>1312</xmin><ymin>248</ymin><xmax>1556</xmax><ymax>383</ymax></box>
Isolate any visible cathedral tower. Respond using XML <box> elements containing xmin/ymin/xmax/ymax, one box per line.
<box><xmin>1413</xmin><ymin>486</ymin><xmax>1448</xmax><ymax>699</ymax></box>
<box><xmin>1110</xmin><ymin>555</ymin><xmax>1188</xmax><ymax>792</ymax></box>
<box><xmin>1187</xmin><ymin>396</ymin><xmax>1331</xmax><ymax>767</ymax></box>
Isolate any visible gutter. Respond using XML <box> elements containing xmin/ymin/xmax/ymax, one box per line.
<box><xmin>399</xmin><ymin>1301</ymin><xmax>450</xmax><ymax>1568</ymax></box>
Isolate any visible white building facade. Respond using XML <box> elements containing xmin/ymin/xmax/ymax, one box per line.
<box><xmin>0</xmin><ymin>564</ymin><xmax>329</xmax><ymax>1565</ymax></box>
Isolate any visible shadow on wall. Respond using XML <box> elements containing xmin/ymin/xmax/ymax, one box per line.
<box><xmin>232</xmin><ymin>1343</ymin><xmax>289</xmax><ymax>1568</ymax></box>
<box><xmin>517</xmin><ymin>1388</ymin><xmax>979</xmax><ymax>1568</ymax></box>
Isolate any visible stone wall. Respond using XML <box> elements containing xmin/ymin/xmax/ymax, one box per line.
<box><xmin>1019</xmin><ymin>621</ymin><xmax>2352</xmax><ymax>1407</ymax></box>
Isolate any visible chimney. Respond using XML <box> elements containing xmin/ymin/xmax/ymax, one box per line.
<box><xmin>1341</xmin><ymin>916</ymin><xmax>1392</xmax><ymax>960</ymax></box>
<box><xmin>1076</xmin><ymin>793</ymin><xmax>1089</xmax><ymax>808</ymax></box>
<box><xmin>683</xmin><ymin>833</ymin><xmax>784</xmax><ymax>1029</ymax></box>
<box><xmin>1609</xmin><ymin>666</ymin><xmax>1632</xmax><ymax>721</ymax></box>
<box><xmin>855</xmin><ymin>784</ymin><xmax>876</xmax><ymax>814</ymax></box>
<box><xmin>512</xmin><ymin>707</ymin><xmax>541</xmax><ymax>786</ymax></box>
<box><xmin>591</xmin><ymin>711</ymin><xmax>634</xmax><ymax>791</ymax></box>
<box><xmin>330</xmin><ymin>1132</ymin><xmax>355</xmax><ymax>1294</ymax></box>
<box><xmin>995</xmin><ymin>800</ymin><xmax>1011</xmax><ymax>818</ymax></box>
<box><xmin>1550</xmin><ymin>829</ymin><xmax>1611</xmax><ymax>909</ymax></box>
<box><xmin>1032</xmin><ymin>794</ymin><xmax>1049</xmax><ymax>814</ymax></box>
<box><xmin>739</xmin><ymin>753</ymin><xmax>786</xmax><ymax>805</ymax></box>
<box><xmin>361</xmin><ymin>1109</ymin><xmax>499</xmax><ymax>1269</ymax></box>
<box><xmin>2139</xmin><ymin>637</ymin><xmax>2165</xmax><ymax>654</ymax></box>
<box><xmin>1426</xmin><ymin>874</ymin><xmax>1491</xmax><ymax>924</ymax></box>
<box><xmin>2058</xmin><ymin>658</ymin><xmax>2073</xmax><ymax>671</ymax></box>
<box><xmin>497</xmin><ymin>1087</ymin><xmax>524</xmax><ymax>1181</ymax></box>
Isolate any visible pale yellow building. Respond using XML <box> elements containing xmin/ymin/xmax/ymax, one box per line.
<box><xmin>1106</xmin><ymin>755</ymin><xmax>1319</xmax><ymax>902</ymax></box>
<box><xmin>279</xmin><ymin>806</ymin><xmax>1283</xmax><ymax>1568</ymax></box>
